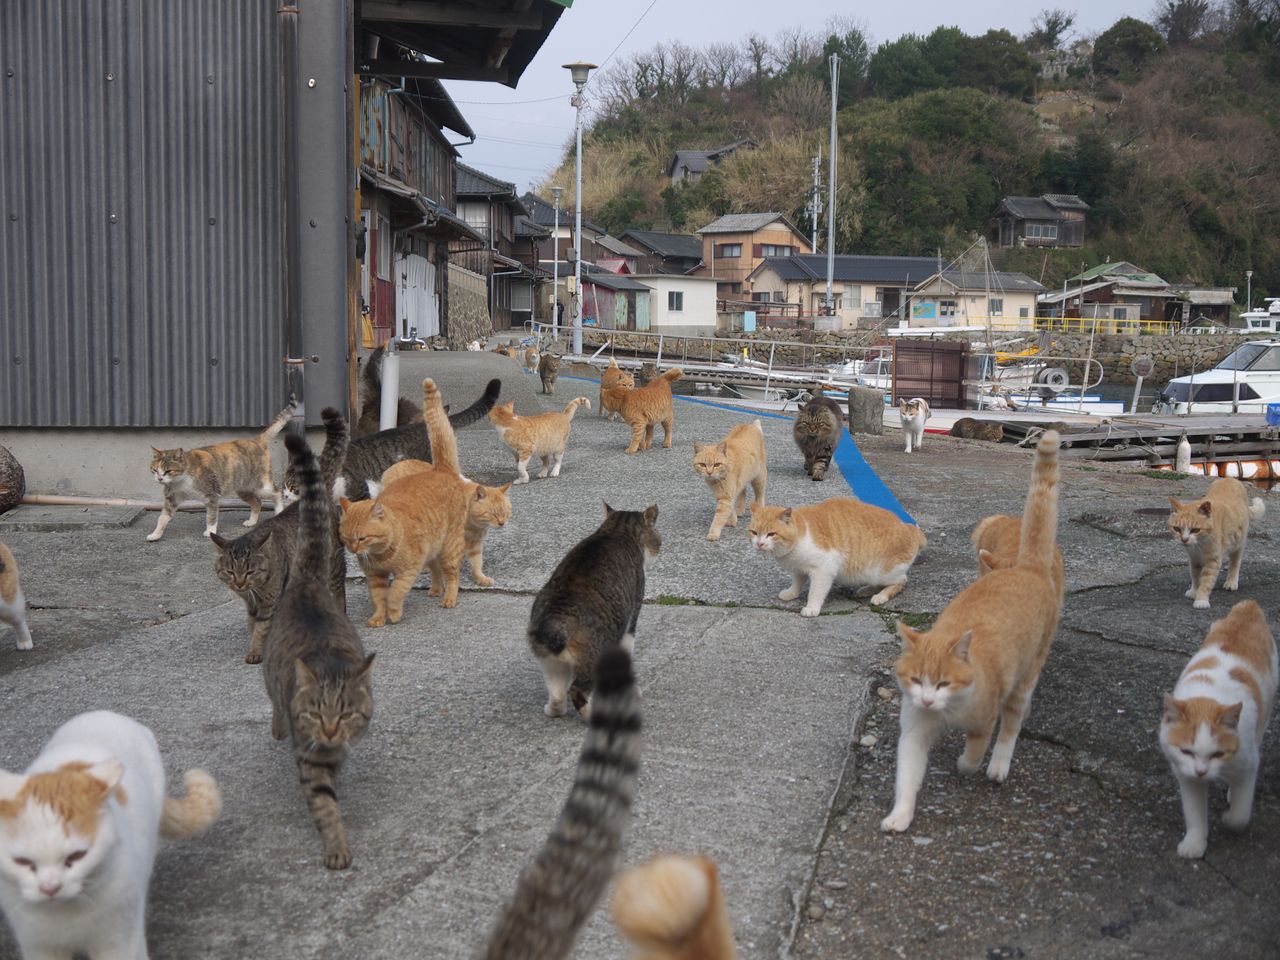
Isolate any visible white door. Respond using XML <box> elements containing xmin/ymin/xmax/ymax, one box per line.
<box><xmin>396</xmin><ymin>254</ymin><xmax>439</xmax><ymax>339</ymax></box>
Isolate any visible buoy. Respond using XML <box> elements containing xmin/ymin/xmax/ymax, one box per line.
<box><xmin>1175</xmin><ymin>435</ymin><xmax>1191</xmax><ymax>473</ymax></box>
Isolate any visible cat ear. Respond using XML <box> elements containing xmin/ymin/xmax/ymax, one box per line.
<box><xmin>977</xmin><ymin>548</ymin><xmax>1000</xmax><ymax>572</ymax></box>
<box><xmin>717</xmin><ymin>441</ymin><xmax>728</xmax><ymax>454</ymax></box>
<box><xmin>295</xmin><ymin>658</ymin><xmax>319</xmax><ymax>689</ymax></box>
<box><xmin>1217</xmin><ymin>702</ymin><xmax>1243</xmax><ymax>730</ymax></box>
<box><xmin>209</xmin><ymin>533</ymin><xmax>229</xmax><ymax>551</ymax></box>
<box><xmin>952</xmin><ymin>630</ymin><xmax>973</xmax><ymax>661</ymax></box>
<box><xmin>643</xmin><ymin>504</ymin><xmax>659</xmax><ymax>525</ymax></box>
<box><xmin>0</xmin><ymin>770</ymin><xmax>25</xmax><ymax>801</ymax></box>
<box><xmin>473</xmin><ymin>486</ymin><xmax>487</xmax><ymax>501</ymax></box>
<box><xmin>1167</xmin><ymin>497</ymin><xmax>1181</xmax><ymax>510</ymax></box>
<box><xmin>897</xmin><ymin>622</ymin><xmax>919</xmax><ymax>649</ymax></box>
<box><xmin>499</xmin><ymin>482</ymin><xmax>513</xmax><ymax>493</ymax></box>
<box><xmin>603</xmin><ymin>501</ymin><xmax>614</xmax><ymax>515</ymax></box>
<box><xmin>355</xmin><ymin>654</ymin><xmax>376</xmax><ymax>678</ymax></box>
<box><xmin>779</xmin><ymin>508</ymin><xmax>793</xmax><ymax>524</ymax></box>
<box><xmin>898</xmin><ymin>400</ymin><xmax>908</xmax><ymax>412</ymax></box>
<box><xmin>1198</xmin><ymin>501</ymin><xmax>1212</xmax><ymax>517</ymax></box>
<box><xmin>748</xmin><ymin>500</ymin><xmax>759</xmax><ymax>514</ymax></box>
<box><xmin>339</xmin><ymin>497</ymin><xmax>353</xmax><ymax>513</ymax></box>
<box><xmin>150</xmin><ymin>446</ymin><xmax>162</xmax><ymax>455</ymax></box>
<box><xmin>371</xmin><ymin>503</ymin><xmax>386</xmax><ymax>519</ymax></box>
<box><xmin>1162</xmin><ymin>693</ymin><xmax>1185</xmax><ymax>723</ymax></box>
<box><xmin>692</xmin><ymin>442</ymin><xmax>705</xmax><ymax>453</ymax></box>
<box><xmin>86</xmin><ymin>759</ymin><xmax>125</xmax><ymax>794</ymax></box>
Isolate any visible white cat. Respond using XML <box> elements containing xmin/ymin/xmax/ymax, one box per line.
<box><xmin>0</xmin><ymin>543</ymin><xmax>33</xmax><ymax>651</ymax></box>
<box><xmin>0</xmin><ymin>711</ymin><xmax>221</xmax><ymax>959</ymax></box>
<box><xmin>898</xmin><ymin>398</ymin><xmax>930</xmax><ymax>453</ymax></box>
<box><xmin>1160</xmin><ymin>600</ymin><xmax>1276</xmax><ymax>858</ymax></box>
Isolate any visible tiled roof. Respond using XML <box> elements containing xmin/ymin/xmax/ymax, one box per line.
<box><xmin>1044</xmin><ymin>193</ymin><xmax>1090</xmax><ymax>210</ymax></box>
<box><xmin>669</xmin><ymin>139</ymin><xmax>756</xmax><ymax>176</ymax></box>
<box><xmin>582</xmin><ymin>270</ymin><xmax>652</xmax><ymax>292</ymax></box>
<box><xmin>997</xmin><ymin>193</ymin><xmax>1089</xmax><ymax>220</ymax></box>
<box><xmin>520</xmin><ymin>191</ymin><xmax>604</xmax><ymax>235</ymax></box>
<box><xmin>752</xmin><ymin>254</ymin><xmax>939</xmax><ymax>285</ymax></box>
<box><xmin>514</xmin><ymin>215</ymin><xmax>548</xmax><ymax>238</ymax></box>
<box><xmin>455</xmin><ymin>162</ymin><xmax>517</xmax><ymax>199</ymax></box>
<box><xmin>699</xmin><ymin>212</ymin><xmax>784</xmax><ymax>233</ymax></box>
<box><xmin>619</xmin><ymin>230</ymin><xmax>703</xmax><ymax>260</ymax></box>
<box><xmin>594</xmin><ymin>234</ymin><xmax>645</xmax><ymax>258</ymax></box>
<box><xmin>933</xmin><ymin>270</ymin><xmax>1046</xmax><ymax>294</ymax></box>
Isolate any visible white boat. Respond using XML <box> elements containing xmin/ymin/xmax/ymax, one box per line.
<box><xmin>1240</xmin><ymin>298</ymin><xmax>1280</xmax><ymax>334</ymax></box>
<box><xmin>1154</xmin><ymin>338</ymin><xmax>1280</xmax><ymax>414</ymax></box>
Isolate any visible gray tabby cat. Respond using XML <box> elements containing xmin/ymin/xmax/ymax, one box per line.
<box><xmin>793</xmin><ymin>394</ymin><xmax>844</xmax><ymax>481</ymax></box>
<box><xmin>480</xmin><ymin>647</ymin><xmax>641</xmax><ymax>960</ymax></box>
<box><xmin>211</xmin><ymin>407</ymin><xmax>349</xmax><ymax>664</ymax></box>
<box><xmin>949</xmin><ymin>417</ymin><xmax>1004</xmax><ymax>442</ymax></box>
<box><xmin>356</xmin><ymin>345</ymin><xmax>423</xmax><ymax>437</ymax></box>
<box><xmin>528</xmin><ymin>503</ymin><xmax>660</xmax><ymax>719</ymax></box>
<box><xmin>264</xmin><ymin>431</ymin><xmax>375</xmax><ymax>870</ymax></box>
<box><xmin>538</xmin><ymin>353</ymin><xmax>560</xmax><ymax>395</ymax></box>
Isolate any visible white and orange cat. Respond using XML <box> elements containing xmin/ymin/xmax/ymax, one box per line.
<box><xmin>693</xmin><ymin>420</ymin><xmax>767</xmax><ymax>541</ymax></box>
<box><xmin>0</xmin><ymin>711</ymin><xmax>220</xmax><ymax>960</ymax></box>
<box><xmin>1160</xmin><ymin>599</ymin><xmax>1276</xmax><ymax>859</ymax></box>
<box><xmin>612</xmin><ymin>855</ymin><xmax>737</xmax><ymax>960</ymax></box>
<box><xmin>748</xmin><ymin>499</ymin><xmax>925</xmax><ymax>617</ymax></box>
<box><xmin>881</xmin><ymin>431</ymin><xmax>1062</xmax><ymax>833</ymax></box>
<box><xmin>488</xmin><ymin>397</ymin><xmax>591</xmax><ymax>484</ymax></box>
<box><xmin>1168</xmin><ymin>478</ymin><xmax>1266</xmax><ymax>609</ymax></box>
<box><xmin>0</xmin><ymin>541</ymin><xmax>33</xmax><ymax>651</ymax></box>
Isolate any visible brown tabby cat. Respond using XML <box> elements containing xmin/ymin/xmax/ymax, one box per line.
<box><xmin>538</xmin><ymin>353</ymin><xmax>561</xmax><ymax>394</ymax></box>
<box><xmin>356</xmin><ymin>345</ymin><xmax>422</xmax><ymax>436</ymax></box>
<box><xmin>792</xmin><ymin>395</ymin><xmax>843</xmax><ymax>481</ymax></box>
<box><xmin>948</xmin><ymin>417</ymin><xmax>1003</xmax><ymax>442</ymax></box>
<box><xmin>612</xmin><ymin>855</ymin><xmax>737</xmax><ymax>960</ymax></box>
<box><xmin>748</xmin><ymin>499</ymin><xmax>926</xmax><ymax>616</ymax></box>
<box><xmin>970</xmin><ymin>514</ymin><xmax>1065</xmax><ymax>601</ymax></box>
<box><xmin>528</xmin><ymin>503</ymin><xmax>660</xmax><ymax>719</ymax></box>
<box><xmin>693</xmin><ymin>420</ymin><xmax>767</xmax><ymax>541</ymax></box>
<box><xmin>488</xmin><ymin>397</ymin><xmax>591</xmax><ymax>484</ymax></box>
<box><xmin>147</xmin><ymin>397</ymin><xmax>297</xmax><ymax>541</ymax></box>
<box><xmin>479</xmin><ymin>648</ymin><xmax>641</xmax><ymax>959</ymax></box>
<box><xmin>1168</xmin><ymin>478</ymin><xmax>1267</xmax><ymax>609</ymax></box>
<box><xmin>339</xmin><ymin>379</ymin><xmax>472</xmax><ymax>624</ymax></box>
<box><xmin>265</xmin><ymin>431</ymin><xmax>374</xmax><ymax>870</ymax></box>
<box><xmin>603</xmin><ymin>368</ymin><xmax>684</xmax><ymax>454</ymax></box>
<box><xmin>0</xmin><ymin>541</ymin><xmax>33</xmax><ymax>651</ymax></box>
<box><xmin>211</xmin><ymin>407</ymin><xmax>349</xmax><ymax>663</ymax></box>
<box><xmin>600</xmin><ymin>358</ymin><xmax>635</xmax><ymax>421</ymax></box>
<box><xmin>881</xmin><ymin>431</ymin><xmax>1061</xmax><ymax>833</ymax></box>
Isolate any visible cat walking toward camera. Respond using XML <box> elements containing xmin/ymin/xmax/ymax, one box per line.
<box><xmin>1160</xmin><ymin>599</ymin><xmax>1276</xmax><ymax>859</ymax></box>
<box><xmin>792</xmin><ymin>395</ymin><xmax>843</xmax><ymax>481</ymax></box>
<box><xmin>693</xmin><ymin>420</ymin><xmax>767</xmax><ymax>541</ymax></box>
<box><xmin>898</xmin><ymin>397</ymin><xmax>930</xmax><ymax>454</ymax></box>
<box><xmin>1168</xmin><ymin>478</ymin><xmax>1266</xmax><ymax>609</ymax></box>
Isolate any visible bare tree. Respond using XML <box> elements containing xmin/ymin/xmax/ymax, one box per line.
<box><xmin>772</xmin><ymin>26</ymin><xmax>820</xmax><ymax>76</ymax></box>
<box><xmin>1025</xmin><ymin>8</ymin><xmax>1077</xmax><ymax>49</ymax></box>
<box><xmin>666</xmin><ymin>41</ymin><xmax>702</xmax><ymax>104</ymax></box>
<box><xmin>702</xmin><ymin>41</ymin><xmax>745</xmax><ymax>89</ymax></box>
<box><xmin>743</xmin><ymin>33</ymin><xmax>773</xmax><ymax>93</ymax></box>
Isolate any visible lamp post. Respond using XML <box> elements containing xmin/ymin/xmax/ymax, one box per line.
<box><xmin>551</xmin><ymin>185</ymin><xmax>563</xmax><ymax>340</ymax></box>
<box><xmin>1246</xmin><ymin>269</ymin><xmax>1253</xmax><ymax>315</ymax></box>
<box><xmin>563</xmin><ymin>60</ymin><xmax>596</xmax><ymax>357</ymax></box>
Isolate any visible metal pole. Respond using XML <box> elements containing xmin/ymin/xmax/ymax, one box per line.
<box><xmin>810</xmin><ymin>151</ymin><xmax>821</xmax><ymax>252</ymax></box>
<box><xmin>573</xmin><ymin>90</ymin><xmax>584</xmax><ymax>356</ymax></box>
<box><xmin>552</xmin><ymin>188</ymin><xmax>561</xmax><ymax>341</ymax></box>
<box><xmin>825</xmin><ymin>53</ymin><xmax>838</xmax><ymax>314</ymax></box>
<box><xmin>279</xmin><ymin>4</ymin><xmax>303</xmax><ymax>417</ymax></box>
<box><xmin>1130</xmin><ymin>375</ymin><xmax>1144</xmax><ymax>414</ymax></box>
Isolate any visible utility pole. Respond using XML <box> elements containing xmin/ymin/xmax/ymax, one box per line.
<box><xmin>809</xmin><ymin>151</ymin><xmax>822</xmax><ymax>253</ymax></box>
<box><xmin>824</xmin><ymin>53</ymin><xmax>838</xmax><ymax>315</ymax></box>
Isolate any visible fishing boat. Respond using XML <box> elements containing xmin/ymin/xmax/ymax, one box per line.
<box><xmin>1154</xmin><ymin>338</ymin><xmax>1280</xmax><ymax>415</ymax></box>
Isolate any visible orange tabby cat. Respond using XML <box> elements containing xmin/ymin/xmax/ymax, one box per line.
<box><xmin>339</xmin><ymin>379</ymin><xmax>471</xmax><ymax>625</ymax></box>
<box><xmin>600</xmin><ymin>358</ymin><xmax>635</xmax><ymax>421</ymax></box>
<box><xmin>692</xmin><ymin>420</ymin><xmax>767</xmax><ymax>541</ymax></box>
<box><xmin>1168</xmin><ymin>478</ymin><xmax>1266</xmax><ymax>609</ymax></box>
<box><xmin>488</xmin><ymin>397</ymin><xmax>591</xmax><ymax>484</ymax></box>
<box><xmin>603</xmin><ymin>368</ymin><xmax>683</xmax><ymax>454</ymax></box>
<box><xmin>748</xmin><ymin>499</ymin><xmax>925</xmax><ymax>616</ymax></box>
<box><xmin>379</xmin><ymin>459</ymin><xmax>512</xmax><ymax>588</ymax></box>
<box><xmin>970</xmin><ymin>514</ymin><xmax>1064</xmax><ymax>600</ymax></box>
<box><xmin>881</xmin><ymin>431</ymin><xmax>1061</xmax><ymax>833</ymax></box>
<box><xmin>612</xmin><ymin>855</ymin><xmax>737</xmax><ymax>960</ymax></box>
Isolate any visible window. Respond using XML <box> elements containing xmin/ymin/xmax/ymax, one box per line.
<box><xmin>1019</xmin><ymin>306</ymin><xmax>1030</xmax><ymax>318</ymax></box>
<box><xmin>1251</xmin><ymin>347</ymin><xmax>1280</xmax><ymax>371</ymax></box>
<box><xmin>460</xmin><ymin>202</ymin><xmax>489</xmax><ymax>233</ymax></box>
<box><xmin>1025</xmin><ymin>223</ymin><xmax>1059</xmax><ymax>240</ymax></box>
<box><xmin>1112</xmin><ymin>306</ymin><xmax>1129</xmax><ymax>321</ymax></box>
<box><xmin>940</xmin><ymin>299</ymin><xmax>957</xmax><ymax>318</ymax></box>
<box><xmin>668</xmin><ymin>291</ymin><xmax>684</xmax><ymax>312</ymax></box>
<box><xmin>863</xmin><ymin>301</ymin><xmax>882</xmax><ymax>318</ymax></box>
<box><xmin>760</xmin><ymin>244</ymin><xmax>793</xmax><ymax>257</ymax></box>
<box><xmin>376</xmin><ymin>214</ymin><xmax>391</xmax><ymax>281</ymax></box>
<box><xmin>714</xmin><ymin>243</ymin><xmax>742</xmax><ymax>258</ymax></box>
<box><xmin>751</xmin><ymin>292</ymin><xmax>770</xmax><ymax>302</ymax></box>
<box><xmin>988</xmin><ymin>298</ymin><xmax>1003</xmax><ymax>317</ymax></box>
<box><xmin>773</xmin><ymin>291</ymin><xmax>786</xmax><ymax>303</ymax></box>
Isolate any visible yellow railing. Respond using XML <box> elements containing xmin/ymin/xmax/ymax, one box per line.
<box><xmin>983</xmin><ymin>316</ymin><xmax>1182</xmax><ymax>336</ymax></box>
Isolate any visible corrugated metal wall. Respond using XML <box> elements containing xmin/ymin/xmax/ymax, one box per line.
<box><xmin>0</xmin><ymin>0</ymin><xmax>287</xmax><ymax>427</ymax></box>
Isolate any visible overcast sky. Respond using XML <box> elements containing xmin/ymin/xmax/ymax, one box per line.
<box><xmin>447</xmin><ymin>0</ymin><xmax>1157</xmax><ymax>193</ymax></box>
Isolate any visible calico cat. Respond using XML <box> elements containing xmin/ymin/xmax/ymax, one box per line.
<box><xmin>326</xmin><ymin>377</ymin><xmax>501</xmax><ymax>501</ymax></box>
<box><xmin>211</xmin><ymin>407</ymin><xmax>349</xmax><ymax>664</ymax></box>
<box><xmin>612</xmin><ymin>855</ymin><xmax>737</xmax><ymax>960</ymax></box>
<box><xmin>693</xmin><ymin>420</ymin><xmax>767</xmax><ymax>541</ymax></box>
<box><xmin>898</xmin><ymin>397</ymin><xmax>930</xmax><ymax>454</ymax></box>
<box><xmin>970</xmin><ymin>514</ymin><xmax>1064</xmax><ymax>600</ymax></box>
<box><xmin>0</xmin><ymin>542</ymin><xmax>33</xmax><ymax>651</ymax></box>
<box><xmin>266</xmin><ymin>432</ymin><xmax>375</xmax><ymax>870</ymax></box>
<box><xmin>538</xmin><ymin>353</ymin><xmax>561</xmax><ymax>394</ymax></box>
<box><xmin>603</xmin><ymin>368</ymin><xmax>683</xmax><ymax>455</ymax></box>
<box><xmin>600</xmin><ymin>358</ymin><xmax>635</xmax><ymax>421</ymax></box>
<box><xmin>0</xmin><ymin>711</ymin><xmax>220</xmax><ymax>960</ymax></box>
<box><xmin>479</xmin><ymin>648</ymin><xmax>641</xmax><ymax>960</ymax></box>
<box><xmin>356</xmin><ymin>345</ymin><xmax>422</xmax><ymax>436</ymax></box>
<box><xmin>1160</xmin><ymin>599</ymin><xmax>1277</xmax><ymax>859</ymax></box>
<box><xmin>948</xmin><ymin>418</ymin><xmax>1003</xmax><ymax>442</ymax></box>
<box><xmin>1168</xmin><ymin>478</ymin><xmax>1267</xmax><ymax>609</ymax></box>
<box><xmin>880</xmin><ymin>431</ymin><xmax>1061</xmax><ymax>834</ymax></box>
<box><xmin>792</xmin><ymin>395</ymin><xmax>843</xmax><ymax>481</ymax></box>
<box><xmin>340</xmin><ymin>379</ymin><xmax>473</xmax><ymax>623</ymax></box>
<box><xmin>528</xmin><ymin>503</ymin><xmax>660</xmax><ymax>719</ymax></box>
<box><xmin>379</xmin><ymin>459</ymin><xmax>512</xmax><ymax>588</ymax></box>
<box><xmin>489</xmin><ymin>397</ymin><xmax>591</xmax><ymax>485</ymax></box>
<box><xmin>748</xmin><ymin>499</ymin><xmax>926</xmax><ymax>617</ymax></box>
<box><xmin>146</xmin><ymin>396</ymin><xmax>297</xmax><ymax>541</ymax></box>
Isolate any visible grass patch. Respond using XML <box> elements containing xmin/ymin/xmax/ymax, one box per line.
<box><xmin>653</xmin><ymin>595</ymin><xmax>698</xmax><ymax>606</ymax></box>
<box><xmin>1138</xmin><ymin>469</ymin><xmax>1192</xmax><ymax>481</ymax></box>
<box><xmin>872</xmin><ymin>608</ymin><xmax>936</xmax><ymax>634</ymax></box>
<box><xmin>1076</xmin><ymin>465</ymin><xmax>1100</xmax><ymax>472</ymax></box>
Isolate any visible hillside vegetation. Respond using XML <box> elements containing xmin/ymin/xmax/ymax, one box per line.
<box><xmin>533</xmin><ymin>3</ymin><xmax>1280</xmax><ymax>298</ymax></box>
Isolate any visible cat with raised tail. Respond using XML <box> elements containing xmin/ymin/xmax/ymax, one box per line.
<box><xmin>489</xmin><ymin>397</ymin><xmax>592</xmax><ymax>484</ymax></box>
<box><xmin>1168</xmin><ymin>478</ymin><xmax>1267</xmax><ymax>609</ymax></box>
<box><xmin>748</xmin><ymin>499</ymin><xmax>926</xmax><ymax>617</ymax></box>
<box><xmin>0</xmin><ymin>542</ymin><xmax>33</xmax><ymax>651</ymax></box>
<box><xmin>881</xmin><ymin>430</ymin><xmax>1062</xmax><ymax>833</ymax></box>
<box><xmin>1160</xmin><ymin>599</ymin><xmax>1276</xmax><ymax>859</ymax></box>
<box><xmin>898</xmin><ymin>397</ymin><xmax>930</xmax><ymax>453</ymax></box>
<box><xmin>146</xmin><ymin>396</ymin><xmax>297</xmax><ymax>541</ymax></box>
<box><xmin>970</xmin><ymin>514</ymin><xmax>1065</xmax><ymax>601</ymax></box>
<box><xmin>603</xmin><ymin>368</ymin><xmax>684</xmax><ymax>455</ymax></box>
<box><xmin>693</xmin><ymin>420</ymin><xmax>767</xmax><ymax>541</ymax></box>
<box><xmin>0</xmin><ymin>711</ymin><xmax>221</xmax><ymax>960</ymax></box>
<box><xmin>612</xmin><ymin>855</ymin><xmax>737</xmax><ymax>960</ymax></box>
<box><xmin>479</xmin><ymin>648</ymin><xmax>641</xmax><ymax>960</ymax></box>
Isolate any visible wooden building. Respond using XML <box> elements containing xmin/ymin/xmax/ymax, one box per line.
<box><xmin>991</xmin><ymin>194</ymin><xmax>1089</xmax><ymax>248</ymax></box>
<box><xmin>694</xmin><ymin>213</ymin><xmax>813</xmax><ymax>299</ymax></box>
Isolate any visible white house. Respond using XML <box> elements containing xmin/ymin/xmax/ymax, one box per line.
<box><xmin>903</xmin><ymin>270</ymin><xmax>1045</xmax><ymax>331</ymax></box>
<box><xmin>631</xmin><ymin>274</ymin><xmax>719</xmax><ymax>335</ymax></box>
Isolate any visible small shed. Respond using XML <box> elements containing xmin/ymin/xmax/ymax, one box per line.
<box><xmin>631</xmin><ymin>274</ymin><xmax>719</xmax><ymax>335</ymax></box>
<box><xmin>991</xmin><ymin>194</ymin><xmax>1089</xmax><ymax>248</ymax></box>
<box><xmin>580</xmin><ymin>272</ymin><xmax>652</xmax><ymax>331</ymax></box>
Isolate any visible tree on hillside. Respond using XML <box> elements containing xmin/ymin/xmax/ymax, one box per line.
<box><xmin>1155</xmin><ymin>1</ymin><xmax>1212</xmax><ymax>44</ymax></box>
<box><xmin>1092</xmin><ymin>17</ymin><xmax>1168</xmax><ymax>80</ymax></box>
<box><xmin>1024</xmin><ymin>8</ymin><xmax>1077</xmax><ymax>50</ymax></box>
<box><xmin>867</xmin><ymin>27</ymin><xmax>1037</xmax><ymax>99</ymax></box>
<box><xmin>966</xmin><ymin>29</ymin><xmax>1039</xmax><ymax>98</ymax></box>
<box><xmin>818</xmin><ymin>18</ymin><xmax>871</xmax><ymax>101</ymax></box>
<box><xmin>743</xmin><ymin>33</ymin><xmax>773</xmax><ymax>95</ymax></box>
<box><xmin>866</xmin><ymin>34</ymin><xmax>937</xmax><ymax>98</ymax></box>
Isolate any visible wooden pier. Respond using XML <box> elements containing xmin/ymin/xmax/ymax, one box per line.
<box><xmin>998</xmin><ymin>413</ymin><xmax>1280</xmax><ymax>464</ymax></box>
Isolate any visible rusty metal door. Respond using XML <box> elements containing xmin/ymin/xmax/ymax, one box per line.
<box><xmin>891</xmin><ymin>340</ymin><xmax>969</xmax><ymax>408</ymax></box>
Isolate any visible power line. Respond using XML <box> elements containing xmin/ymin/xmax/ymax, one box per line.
<box><xmin>594</xmin><ymin>0</ymin><xmax>661</xmax><ymax>76</ymax></box>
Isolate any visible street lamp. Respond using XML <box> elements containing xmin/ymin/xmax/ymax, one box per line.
<box><xmin>1246</xmin><ymin>269</ymin><xmax>1253</xmax><ymax>315</ymax></box>
<box><xmin>563</xmin><ymin>60</ymin><xmax>596</xmax><ymax>357</ymax></box>
<box><xmin>551</xmin><ymin>185</ymin><xmax>563</xmax><ymax>340</ymax></box>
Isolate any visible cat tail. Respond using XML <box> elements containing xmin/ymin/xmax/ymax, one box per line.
<box><xmin>970</xmin><ymin>515</ymin><xmax>1002</xmax><ymax>551</ymax></box>
<box><xmin>362</xmin><ymin>345</ymin><xmax>386</xmax><ymax>398</ymax></box>
<box><xmin>317</xmin><ymin>407</ymin><xmax>350</xmax><ymax>491</ymax></box>
<box><xmin>160</xmin><ymin>769</ymin><xmax>222</xmax><ymax>839</ymax></box>
<box><xmin>422</xmin><ymin>379</ymin><xmax>460</xmax><ymax>476</ymax></box>
<box><xmin>284</xmin><ymin>431</ymin><xmax>332</xmax><ymax>581</ymax></box>
<box><xmin>258</xmin><ymin>395</ymin><xmax>300</xmax><ymax>442</ymax></box>
<box><xmin>1016</xmin><ymin>430</ymin><xmax>1060</xmax><ymax>571</ymax></box>
<box><xmin>563</xmin><ymin>397</ymin><xmax>591</xmax><ymax>418</ymax></box>
<box><xmin>447</xmin><ymin>378</ymin><xmax>503</xmax><ymax>430</ymax></box>
<box><xmin>1249</xmin><ymin>497</ymin><xmax>1266</xmax><ymax>522</ymax></box>
<box><xmin>480</xmin><ymin>648</ymin><xmax>641</xmax><ymax>960</ymax></box>
<box><xmin>612</xmin><ymin>856</ymin><xmax>736</xmax><ymax>960</ymax></box>
<box><xmin>658</xmin><ymin>367</ymin><xmax>683</xmax><ymax>383</ymax></box>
